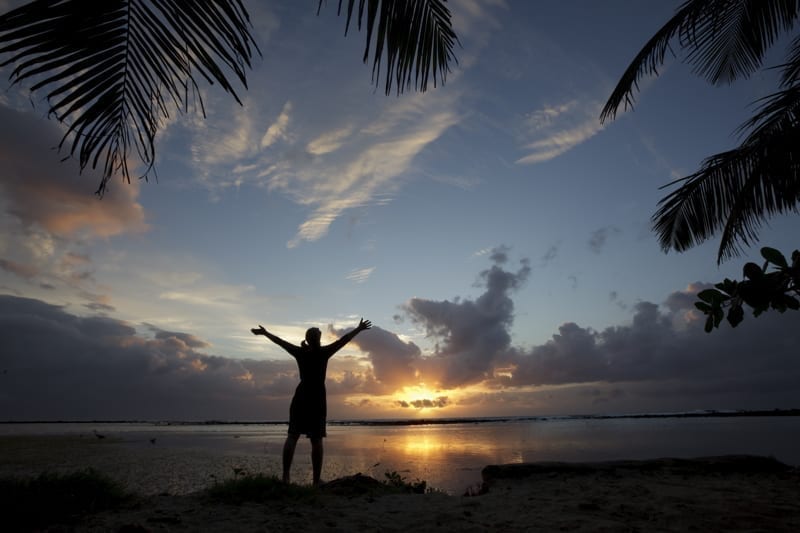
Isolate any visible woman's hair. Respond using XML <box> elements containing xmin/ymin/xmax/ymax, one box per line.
<box><xmin>302</xmin><ymin>327</ymin><xmax>321</xmax><ymax>348</ymax></box>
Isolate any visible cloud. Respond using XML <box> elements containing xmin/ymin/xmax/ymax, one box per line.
<box><xmin>394</xmin><ymin>251</ymin><xmax>800</xmax><ymax>412</ymax></box>
<box><xmin>0</xmin><ymin>105</ymin><xmax>148</xmax><ymax>239</ymax></box>
<box><xmin>0</xmin><ymin>294</ymin><xmax>304</xmax><ymax>420</ymax></box>
<box><xmin>331</xmin><ymin>324</ymin><xmax>421</xmax><ymax>391</ymax></box>
<box><xmin>4</xmin><ymin>257</ymin><xmax>800</xmax><ymax>420</ymax></box>
<box><xmin>0</xmin><ymin>258</ymin><xmax>39</xmax><ymax>279</ymax></box>
<box><xmin>284</xmin><ymin>98</ymin><xmax>460</xmax><ymax>247</ymax></box>
<box><xmin>540</xmin><ymin>243</ymin><xmax>560</xmax><ymax>266</ymax></box>
<box><xmin>504</xmin><ymin>294</ymin><xmax>800</xmax><ymax>407</ymax></box>
<box><xmin>345</xmin><ymin>267</ymin><xmax>375</xmax><ymax>283</ymax></box>
<box><xmin>307</xmin><ymin>126</ymin><xmax>353</xmax><ymax>155</ymax></box>
<box><xmin>397</xmin><ymin>396</ymin><xmax>449</xmax><ymax>409</ymax></box>
<box><xmin>403</xmin><ymin>246</ymin><xmax>530</xmax><ymax>388</ymax></box>
<box><xmin>261</xmin><ymin>101</ymin><xmax>293</xmax><ymax>149</ymax></box>
<box><xmin>516</xmin><ymin>99</ymin><xmax>604</xmax><ymax>165</ymax></box>
<box><xmin>588</xmin><ymin>226</ymin><xmax>621</xmax><ymax>253</ymax></box>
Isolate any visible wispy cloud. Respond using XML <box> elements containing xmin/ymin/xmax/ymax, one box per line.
<box><xmin>307</xmin><ymin>126</ymin><xmax>353</xmax><ymax>155</ymax></box>
<box><xmin>261</xmin><ymin>101</ymin><xmax>293</xmax><ymax>149</ymax></box>
<box><xmin>0</xmin><ymin>105</ymin><xmax>148</xmax><ymax>310</ymax></box>
<box><xmin>516</xmin><ymin>99</ymin><xmax>604</xmax><ymax>165</ymax></box>
<box><xmin>282</xmin><ymin>95</ymin><xmax>460</xmax><ymax>247</ymax></box>
<box><xmin>0</xmin><ymin>258</ymin><xmax>39</xmax><ymax>279</ymax></box>
<box><xmin>588</xmin><ymin>226</ymin><xmax>621</xmax><ymax>254</ymax></box>
<box><xmin>346</xmin><ymin>267</ymin><xmax>375</xmax><ymax>283</ymax></box>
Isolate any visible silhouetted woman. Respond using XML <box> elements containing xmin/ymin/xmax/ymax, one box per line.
<box><xmin>251</xmin><ymin>318</ymin><xmax>371</xmax><ymax>486</ymax></box>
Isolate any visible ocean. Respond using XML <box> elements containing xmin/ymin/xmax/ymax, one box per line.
<box><xmin>2</xmin><ymin>413</ymin><xmax>799</xmax><ymax>494</ymax></box>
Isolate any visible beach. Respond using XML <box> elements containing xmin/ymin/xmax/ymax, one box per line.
<box><xmin>2</xmin><ymin>435</ymin><xmax>800</xmax><ymax>531</ymax></box>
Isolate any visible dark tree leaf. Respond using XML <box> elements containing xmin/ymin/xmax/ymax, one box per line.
<box><xmin>743</xmin><ymin>262</ymin><xmax>763</xmax><ymax>280</ymax></box>
<box><xmin>0</xmin><ymin>0</ymin><xmax>259</xmax><ymax>195</ymax></box>
<box><xmin>319</xmin><ymin>0</ymin><xmax>459</xmax><ymax>96</ymax></box>
<box><xmin>761</xmin><ymin>246</ymin><xmax>789</xmax><ymax>268</ymax></box>
<box><xmin>727</xmin><ymin>304</ymin><xmax>744</xmax><ymax>327</ymax></box>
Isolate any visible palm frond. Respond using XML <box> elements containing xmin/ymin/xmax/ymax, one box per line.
<box><xmin>601</xmin><ymin>0</ymin><xmax>707</xmax><ymax>122</ymax></box>
<box><xmin>601</xmin><ymin>0</ymin><xmax>800</xmax><ymax>123</ymax></box>
<box><xmin>682</xmin><ymin>0</ymin><xmax>798</xmax><ymax>84</ymax></box>
<box><xmin>653</xmin><ymin>123</ymin><xmax>800</xmax><ymax>263</ymax></box>
<box><xmin>319</xmin><ymin>0</ymin><xmax>458</xmax><ymax>96</ymax></box>
<box><xmin>778</xmin><ymin>32</ymin><xmax>800</xmax><ymax>86</ymax></box>
<box><xmin>0</xmin><ymin>0</ymin><xmax>258</xmax><ymax>195</ymax></box>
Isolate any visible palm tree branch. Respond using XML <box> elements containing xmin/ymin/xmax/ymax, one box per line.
<box><xmin>602</xmin><ymin>0</ymin><xmax>800</xmax><ymax>123</ymax></box>
<box><xmin>654</xmin><ymin>126</ymin><xmax>800</xmax><ymax>262</ymax></box>
<box><xmin>601</xmin><ymin>0</ymin><xmax>705</xmax><ymax>122</ymax></box>
<box><xmin>0</xmin><ymin>0</ymin><xmax>258</xmax><ymax>195</ymax></box>
<box><xmin>779</xmin><ymin>32</ymin><xmax>800</xmax><ymax>85</ymax></box>
<box><xmin>682</xmin><ymin>0</ymin><xmax>798</xmax><ymax>84</ymax></box>
<box><xmin>320</xmin><ymin>0</ymin><xmax>458</xmax><ymax>95</ymax></box>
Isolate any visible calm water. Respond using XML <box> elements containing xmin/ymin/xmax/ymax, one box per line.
<box><xmin>2</xmin><ymin>416</ymin><xmax>799</xmax><ymax>494</ymax></box>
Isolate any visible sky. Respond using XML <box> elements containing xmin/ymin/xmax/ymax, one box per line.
<box><xmin>1</xmin><ymin>0</ymin><xmax>798</xmax><ymax>421</ymax></box>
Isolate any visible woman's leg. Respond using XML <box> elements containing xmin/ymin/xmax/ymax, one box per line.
<box><xmin>282</xmin><ymin>433</ymin><xmax>299</xmax><ymax>483</ymax></box>
<box><xmin>310</xmin><ymin>437</ymin><xmax>324</xmax><ymax>486</ymax></box>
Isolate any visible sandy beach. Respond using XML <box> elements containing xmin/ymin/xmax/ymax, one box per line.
<box><xmin>2</xmin><ymin>436</ymin><xmax>800</xmax><ymax>531</ymax></box>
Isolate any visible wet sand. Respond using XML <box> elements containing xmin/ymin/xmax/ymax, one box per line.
<box><xmin>2</xmin><ymin>436</ymin><xmax>800</xmax><ymax>531</ymax></box>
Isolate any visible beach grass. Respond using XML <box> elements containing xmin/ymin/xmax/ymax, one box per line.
<box><xmin>382</xmin><ymin>470</ymin><xmax>429</xmax><ymax>493</ymax></box>
<box><xmin>204</xmin><ymin>473</ymin><xmax>318</xmax><ymax>504</ymax></box>
<box><xmin>0</xmin><ymin>468</ymin><xmax>133</xmax><ymax>529</ymax></box>
<box><xmin>204</xmin><ymin>469</ymin><xmax>435</xmax><ymax>505</ymax></box>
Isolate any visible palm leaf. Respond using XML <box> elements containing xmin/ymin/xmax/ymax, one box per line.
<box><xmin>0</xmin><ymin>0</ymin><xmax>258</xmax><ymax>195</ymax></box>
<box><xmin>601</xmin><ymin>0</ymin><xmax>800</xmax><ymax>123</ymax></box>
<box><xmin>653</xmin><ymin>121</ymin><xmax>800</xmax><ymax>263</ymax></box>
<box><xmin>318</xmin><ymin>0</ymin><xmax>458</xmax><ymax>95</ymax></box>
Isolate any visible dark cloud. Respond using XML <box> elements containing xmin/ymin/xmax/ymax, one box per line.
<box><xmin>4</xmin><ymin>252</ymin><xmax>800</xmax><ymax>420</ymax></box>
<box><xmin>83</xmin><ymin>302</ymin><xmax>116</xmax><ymax>313</ymax></box>
<box><xmin>397</xmin><ymin>396</ymin><xmax>449</xmax><ymax>409</ymax></box>
<box><xmin>0</xmin><ymin>295</ymin><xmax>299</xmax><ymax>420</ymax></box>
<box><xmin>540</xmin><ymin>243</ymin><xmax>559</xmax><ymax>266</ymax></box>
<box><xmin>489</xmin><ymin>245</ymin><xmax>511</xmax><ymax>264</ymax></box>
<box><xmin>588</xmin><ymin>226</ymin><xmax>621</xmax><ymax>254</ymax></box>
<box><xmin>330</xmin><ymin>324</ymin><xmax>420</xmax><ymax>391</ymax></box>
<box><xmin>404</xmin><ymin>247</ymin><xmax>530</xmax><ymax>388</ymax></box>
<box><xmin>506</xmin><ymin>297</ymin><xmax>800</xmax><ymax>407</ymax></box>
<box><xmin>0</xmin><ymin>258</ymin><xmax>38</xmax><ymax>279</ymax></box>
<box><xmin>148</xmin><ymin>325</ymin><xmax>210</xmax><ymax>349</ymax></box>
<box><xmin>664</xmin><ymin>282</ymin><xmax>711</xmax><ymax>313</ymax></box>
<box><xmin>395</xmin><ymin>251</ymin><xmax>800</xmax><ymax>411</ymax></box>
<box><xmin>0</xmin><ymin>105</ymin><xmax>148</xmax><ymax>239</ymax></box>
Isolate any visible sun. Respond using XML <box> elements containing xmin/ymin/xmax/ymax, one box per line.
<box><xmin>395</xmin><ymin>384</ymin><xmax>452</xmax><ymax>414</ymax></box>
<box><xmin>400</xmin><ymin>385</ymin><xmax>439</xmax><ymax>402</ymax></box>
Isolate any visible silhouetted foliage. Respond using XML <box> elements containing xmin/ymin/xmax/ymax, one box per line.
<box><xmin>0</xmin><ymin>1</ymin><xmax>458</xmax><ymax>195</ymax></box>
<box><xmin>205</xmin><ymin>472</ymin><xmax>317</xmax><ymax>504</ymax></box>
<box><xmin>0</xmin><ymin>0</ymin><xmax>259</xmax><ymax>196</ymax></box>
<box><xmin>319</xmin><ymin>0</ymin><xmax>458</xmax><ymax>96</ymax></box>
<box><xmin>0</xmin><ymin>469</ymin><xmax>132</xmax><ymax>529</ymax></box>
<box><xmin>694</xmin><ymin>247</ymin><xmax>800</xmax><ymax>332</ymax></box>
<box><xmin>601</xmin><ymin>0</ymin><xmax>800</xmax><ymax>264</ymax></box>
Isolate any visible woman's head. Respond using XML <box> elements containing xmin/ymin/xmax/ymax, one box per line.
<box><xmin>304</xmin><ymin>327</ymin><xmax>321</xmax><ymax>348</ymax></box>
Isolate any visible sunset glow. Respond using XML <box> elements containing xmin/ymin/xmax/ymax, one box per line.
<box><xmin>1</xmin><ymin>1</ymin><xmax>799</xmax><ymax>422</ymax></box>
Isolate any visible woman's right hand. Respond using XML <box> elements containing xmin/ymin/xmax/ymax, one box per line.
<box><xmin>251</xmin><ymin>325</ymin><xmax>267</xmax><ymax>336</ymax></box>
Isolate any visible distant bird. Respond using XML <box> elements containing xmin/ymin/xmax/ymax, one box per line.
<box><xmin>93</xmin><ymin>430</ymin><xmax>106</xmax><ymax>440</ymax></box>
<box><xmin>149</xmin><ymin>438</ymin><xmax>157</xmax><ymax>445</ymax></box>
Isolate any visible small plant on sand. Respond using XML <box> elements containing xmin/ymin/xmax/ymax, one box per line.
<box><xmin>0</xmin><ymin>468</ymin><xmax>132</xmax><ymax>529</ymax></box>
<box><xmin>205</xmin><ymin>474</ymin><xmax>317</xmax><ymax>504</ymax></box>
<box><xmin>383</xmin><ymin>470</ymin><xmax>427</xmax><ymax>494</ymax></box>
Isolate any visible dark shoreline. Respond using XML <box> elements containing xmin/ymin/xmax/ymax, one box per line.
<box><xmin>3</xmin><ymin>407</ymin><xmax>799</xmax><ymax>427</ymax></box>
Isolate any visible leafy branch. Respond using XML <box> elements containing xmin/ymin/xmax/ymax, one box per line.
<box><xmin>695</xmin><ymin>246</ymin><xmax>800</xmax><ymax>332</ymax></box>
